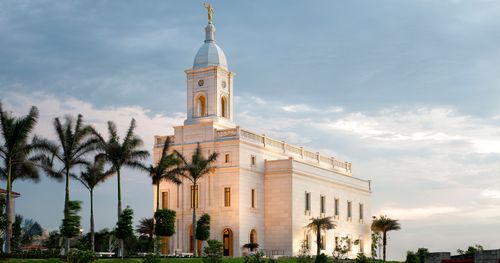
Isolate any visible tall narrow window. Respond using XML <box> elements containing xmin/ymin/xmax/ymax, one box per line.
<box><xmin>335</xmin><ymin>236</ymin><xmax>339</xmax><ymax>249</ymax></box>
<box><xmin>251</xmin><ymin>189</ymin><xmax>256</xmax><ymax>208</ymax></box>
<box><xmin>161</xmin><ymin>191</ymin><xmax>169</xmax><ymax>209</ymax></box>
<box><xmin>221</xmin><ymin>96</ymin><xmax>228</xmax><ymax>118</ymax></box>
<box><xmin>359</xmin><ymin>239</ymin><xmax>364</xmax><ymax>253</ymax></box>
<box><xmin>224</xmin><ymin>187</ymin><xmax>231</xmax><ymax>207</ymax></box>
<box><xmin>225</xmin><ymin>154</ymin><xmax>230</xmax><ymax>163</ymax></box>
<box><xmin>305</xmin><ymin>192</ymin><xmax>311</xmax><ymax>212</ymax></box>
<box><xmin>320</xmin><ymin>195</ymin><xmax>326</xmax><ymax>214</ymax></box>
<box><xmin>359</xmin><ymin>203</ymin><xmax>364</xmax><ymax>220</ymax></box>
<box><xmin>334</xmin><ymin>198</ymin><xmax>339</xmax><ymax>216</ymax></box>
<box><xmin>347</xmin><ymin>201</ymin><xmax>352</xmax><ymax>219</ymax></box>
<box><xmin>251</xmin><ymin>155</ymin><xmax>256</xmax><ymax>166</ymax></box>
<box><xmin>320</xmin><ymin>235</ymin><xmax>326</xmax><ymax>250</ymax></box>
<box><xmin>305</xmin><ymin>234</ymin><xmax>310</xmax><ymax>249</ymax></box>
<box><xmin>191</xmin><ymin>185</ymin><xmax>198</xmax><ymax>208</ymax></box>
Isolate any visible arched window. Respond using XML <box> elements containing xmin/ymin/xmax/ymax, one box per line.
<box><xmin>196</xmin><ymin>95</ymin><xmax>207</xmax><ymax>117</ymax></box>
<box><xmin>221</xmin><ymin>96</ymin><xmax>228</xmax><ymax>118</ymax></box>
<box><xmin>249</xmin><ymin>229</ymin><xmax>257</xmax><ymax>244</ymax></box>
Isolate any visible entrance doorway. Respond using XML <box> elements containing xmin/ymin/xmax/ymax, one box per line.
<box><xmin>189</xmin><ymin>225</ymin><xmax>202</xmax><ymax>255</ymax></box>
<box><xmin>223</xmin><ymin>228</ymin><xmax>233</xmax><ymax>256</ymax></box>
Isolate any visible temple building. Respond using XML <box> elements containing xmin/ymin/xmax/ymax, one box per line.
<box><xmin>153</xmin><ymin>10</ymin><xmax>372</xmax><ymax>257</ymax></box>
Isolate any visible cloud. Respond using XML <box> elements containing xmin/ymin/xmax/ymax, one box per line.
<box><xmin>482</xmin><ymin>189</ymin><xmax>500</xmax><ymax>199</ymax></box>
<box><xmin>377</xmin><ymin>206</ymin><xmax>460</xmax><ymax>220</ymax></box>
<box><xmin>2</xmin><ymin>91</ymin><xmax>185</xmax><ymax>164</ymax></box>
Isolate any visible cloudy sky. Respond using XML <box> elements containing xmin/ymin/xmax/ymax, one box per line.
<box><xmin>1</xmin><ymin>0</ymin><xmax>500</xmax><ymax>260</ymax></box>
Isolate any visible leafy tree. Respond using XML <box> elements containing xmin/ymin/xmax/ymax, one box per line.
<box><xmin>148</xmin><ymin>136</ymin><xmax>181</xmax><ymax>252</ymax></box>
<box><xmin>371</xmin><ymin>215</ymin><xmax>401</xmax><ymax>262</ymax></box>
<box><xmin>416</xmin><ymin>248</ymin><xmax>429</xmax><ymax>263</ymax></box>
<box><xmin>136</xmin><ymin>217</ymin><xmax>155</xmax><ymax>240</ymax></box>
<box><xmin>406</xmin><ymin>251</ymin><xmax>419</xmax><ymax>263</ymax></box>
<box><xmin>93</xmin><ymin>119</ymin><xmax>149</xmax><ymax>256</ymax></box>
<box><xmin>74</xmin><ymin>155</ymin><xmax>114</xmax><ymax>251</ymax></box>
<box><xmin>43</xmin><ymin>231</ymin><xmax>62</xmax><ymax>250</ymax></box>
<box><xmin>11</xmin><ymin>215</ymin><xmax>23</xmax><ymax>250</ymax></box>
<box><xmin>333</xmin><ymin>236</ymin><xmax>358</xmax><ymax>262</ymax></box>
<box><xmin>306</xmin><ymin>216</ymin><xmax>335</xmax><ymax>256</ymax></box>
<box><xmin>0</xmin><ymin>104</ymin><xmax>40</xmax><ymax>253</ymax></box>
<box><xmin>457</xmin><ymin>245</ymin><xmax>483</xmax><ymax>255</ymax></box>
<box><xmin>32</xmin><ymin>114</ymin><xmax>98</xmax><ymax>255</ymax></box>
<box><xmin>60</xmin><ymin>200</ymin><xmax>82</xmax><ymax>247</ymax></box>
<box><xmin>176</xmin><ymin>142</ymin><xmax>218</xmax><ymax>256</ymax></box>
<box><xmin>115</xmin><ymin>206</ymin><xmax>134</xmax><ymax>258</ymax></box>
<box><xmin>203</xmin><ymin>239</ymin><xmax>223</xmax><ymax>263</ymax></box>
<box><xmin>196</xmin><ymin>214</ymin><xmax>210</xmax><ymax>243</ymax></box>
<box><xmin>21</xmin><ymin>218</ymin><xmax>43</xmax><ymax>245</ymax></box>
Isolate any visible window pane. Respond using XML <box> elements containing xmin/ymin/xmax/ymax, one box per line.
<box><xmin>162</xmin><ymin>191</ymin><xmax>169</xmax><ymax>209</ymax></box>
<box><xmin>224</xmin><ymin>187</ymin><xmax>231</xmax><ymax>207</ymax></box>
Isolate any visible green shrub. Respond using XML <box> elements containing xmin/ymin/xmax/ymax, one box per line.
<box><xmin>154</xmin><ymin>209</ymin><xmax>176</xmax><ymax>237</ymax></box>
<box><xmin>244</xmin><ymin>251</ymin><xmax>266</xmax><ymax>263</ymax></box>
<box><xmin>67</xmin><ymin>249</ymin><xmax>96</xmax><ymax>263</ymax></box>
<box><xmin>314</xmin><ymin>253</ymin><xmax>329</xmax><ymax>263</ymax></box>
<box><xmin>243</xmin><ymin>243</ymin><xmax>259</xmax><ymax>251</ymax></box>
<box><xmin>203</xmin><ymin>239</ymin><xmax>223</xmax><ymax>263</ymax></box>
<box><xmin>143</xmin><ymin>253</ymin><xmax>161</xmax><ymax>263</ymax></box>
<box><xmin>355</xmin><ymin>253</ymin><xmax>368</xmax><ymax>263</ymax></box>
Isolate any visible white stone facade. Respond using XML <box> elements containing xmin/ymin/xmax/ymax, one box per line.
<box><xmin>153</xmin><ymin>20</ymin><xmax>372</xmax><ymax>258</ymax></box>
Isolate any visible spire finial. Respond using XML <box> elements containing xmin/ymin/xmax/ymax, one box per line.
<box><xmin>203</xmin><ymin>3</ymin><xmax>214</xmax><ymax>24</ymax></box>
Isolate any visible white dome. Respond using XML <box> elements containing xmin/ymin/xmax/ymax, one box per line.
<box><xmin>192</xmin><ymin>23</ymin><xmax>228</xmax><ymax>69</ymax></box>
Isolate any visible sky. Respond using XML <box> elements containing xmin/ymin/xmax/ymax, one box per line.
<box><xmin>1</xmin><ymin>0</ymin><xmax>500</xmax><ymax>260</ymax></box>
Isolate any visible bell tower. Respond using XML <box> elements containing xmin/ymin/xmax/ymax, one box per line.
<box><xmin>184</xmin><ymin>15</ymin><xmax>235</xmax><ymax>128</ymax></box>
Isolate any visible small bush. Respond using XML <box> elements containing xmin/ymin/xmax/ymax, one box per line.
<box><xmin>67</xmin><ymin>249</ymin><xmax>96</xmax><ymax>263</ymax></box>
<box><xmin>244</xmin><ymin>251</ymin><xmax>266</xmax><ymax>263</ymax></box>
<box><xmin>243</xmin><ymin>243</ymin><xmax>259</xmax><ymax>251</ymax></box>
<box><xmin>355</xmin><ymin>253</ymin><xmax>368</xmax><ymax>263</ymax></box>
<box><xmin>203</xmin><ymin>239</ymin><xmax>223</xmax><ymax>263</ymax></box>
<box><xmin>315</xmin><ymin>253</ymin><xmax>329</xmax><ymax>263</ymax></box>
<box><xmin>143</xmin><ymin>253</ymin><xmax>161</xmax><ymax>263</ymax></box>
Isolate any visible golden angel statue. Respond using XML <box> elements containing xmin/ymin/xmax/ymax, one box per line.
<box><xmin>203</xmin><ymin>3</ymin><xmax>214</xmax><ymax>23</ymax></box>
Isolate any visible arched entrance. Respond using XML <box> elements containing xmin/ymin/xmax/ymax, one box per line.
<box><xmin>222</xmin><ymin>228</ymin><xmax>233</xmax><ymax>256</ymax></box>
<box><xmin>188</xmin><ymin>225</ymin><xmax>202</xmax><ymax>255</ymax></box>
<box><xmin>249</xmin><ymin>229</ymin><xmax>257</xmax><ymax>251</ymax></box>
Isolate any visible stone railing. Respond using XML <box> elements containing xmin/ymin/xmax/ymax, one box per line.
<box><xmin>216</xmin><ymin>127</ymin><xmax>352</xmax><ymax>175</ymax></box>
<box><xmin>155</xmin><ymin>127</ymin><xmax>353</xmax><ymax>175</ymax></box>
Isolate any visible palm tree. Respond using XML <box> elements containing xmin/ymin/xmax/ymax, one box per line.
<box><xmin>150</xmin><ymin>136</ymin><xmax>181</xmax><ymax>211</ymax></box>
<box><xmin>176</xmin><ymin>142</ymin><xmax>218</xmax><ymax>257</ymax></box>
<box><xmin>93</xmin><ymin>119</ymin><xmax>149</xmax><ymax>256</ymax></box>
<box><xmin>306</xmin><ymin>216</ymin><xmax>335</xmax><ymax>256</ymax></box>
<box><xmin>136</xmin><ymin>217</ymin><xmax>155</xmax><ymax>240</ymax></box>
<box><xmin>32</xmin><ymin>114</ymin><xmax>98</xmax><ymax>254</ymax></box>
<box><xmin>371</xmin><ymin>215</ymin><xmax>401</xmax><ymax>262</ymax></box>
<box><xmin>148</xmin><ymin>136</ymin><xmax>182</xmax><ymax>252</ymax></box>
<box><xmin>0</xmin><ymin>104</ymin><xmax>40</xmax><ymax>254</ymax></box>
<box><xmin>74</xmin><ymin>155</ymin><xmax>114</xmax><ymax>252</ymax></box>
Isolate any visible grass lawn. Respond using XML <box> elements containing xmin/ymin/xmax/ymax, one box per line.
<box><xmin>1</xmin><ymin>258</ymin><xmax>248</xmax><ymax>263</ymax></box>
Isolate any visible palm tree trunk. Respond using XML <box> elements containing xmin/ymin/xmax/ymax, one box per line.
<box><xmin>192</xmin><ymin>181</ymin><xmax>197</xmax><ymax>257</ymax></box>
<box><xmin>64</xmin><ymin>169</ymin><xmax>70</xmax><ymax>255</ymax></box>
<box><xmin>155</xmin><ymin>174</ymin><xmax>160</xmax><ymax>254</ymax></box>
<box><xmin>90</xmin><ymin>189</ymin><xmax>95</xmax><ymax>252</ymax></box>
<box><xmin>116</xmin><ymin>168</ymin><xmax>123</xmax><ymax>258</ymax></box>
<box><xmin>4</xmin><ymin>161</ymin><xmax>12</xmax><ymax>254</ymax></box>
<box><xmin>382</xmin><ymin>231</ymin><xmax>387</xmax><ymax>262</ymax></box>
<box><xmin>316</xmin><ymin>225</ymin><xmax>321</xmax><ymax>256</ymax></box>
